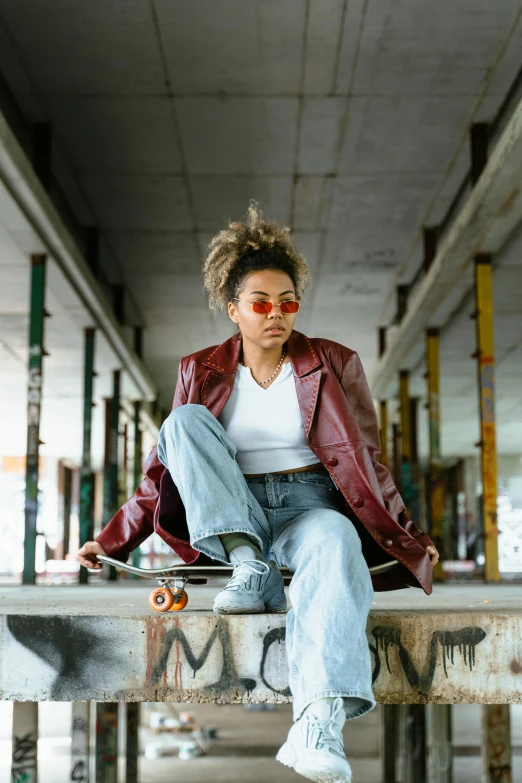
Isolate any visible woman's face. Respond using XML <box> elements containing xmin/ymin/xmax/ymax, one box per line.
<box><xmin>227</xmin><ymin>269</ymin><xmax>298</xmax><ymax>348</ymax></box>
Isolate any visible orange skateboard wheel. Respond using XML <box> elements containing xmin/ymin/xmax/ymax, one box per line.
<box><xmin>149</xmin><ymin>587</ymin><xmax>174</xmax><ymax>612</ymax></box>
<box><xmin>169</xmin><ymin>590</ymin><xmax>188</xmax><ymax>611</ymax></box>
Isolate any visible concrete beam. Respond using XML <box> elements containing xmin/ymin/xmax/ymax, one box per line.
<box><xmin>0</xmin><ymin>109</ymin><xmax>156</xmax><ymax>402</ymax></box>
<box><xmin>0</xmin><ymin>585</ymin><xmax>520</xmax><ymax>705</ymax></box>
<box><xmin>372</xmin><ymin>95</ymin><xmax>522</xmax><ymax>399</ymax></box>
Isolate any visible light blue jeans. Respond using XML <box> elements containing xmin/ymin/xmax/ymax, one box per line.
<box><xmin>158</xmin><ymin>404</ymin><xmax>376</xmax><ymax>721</ymax></box>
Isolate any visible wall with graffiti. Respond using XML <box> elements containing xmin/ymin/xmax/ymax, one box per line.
<box><xmin>1</xmin><ymin>611</ymin><xmax>520</xmax><ymax>705</ymax></box>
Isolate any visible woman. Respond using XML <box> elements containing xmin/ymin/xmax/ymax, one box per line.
<box><xmin>78</xmin><ymin>202</ymin><xmax>438</xmax><ymax>783</ymax></box>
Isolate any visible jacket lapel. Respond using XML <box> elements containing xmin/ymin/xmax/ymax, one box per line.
<box><xmin>200</xmin><ymin>329</ymin><xmax>322</xmax><ymax>436</ymax></box>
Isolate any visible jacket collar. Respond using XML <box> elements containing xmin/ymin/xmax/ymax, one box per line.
<box><xmin>201</xmin><ymin>329</ymin><xmax>321</xmax><ymax>377</ymax></box>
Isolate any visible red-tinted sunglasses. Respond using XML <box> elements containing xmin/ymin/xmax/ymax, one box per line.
<box><xmin>232</xmin><ymin>297</ymin><xmax>300</xmax><ymax>314</ymax></box>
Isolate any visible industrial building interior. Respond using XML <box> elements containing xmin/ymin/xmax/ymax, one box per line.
<box><xmin>1</xmin><ymin>1</ymin><xmax>522</xmax><ymax>782</ymax></box>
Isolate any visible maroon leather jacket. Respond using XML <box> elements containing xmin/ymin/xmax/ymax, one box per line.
<box><xmin>97</xmin><ymin>329</ymin><xmax>434</xmax><ymax>595</ymax></box>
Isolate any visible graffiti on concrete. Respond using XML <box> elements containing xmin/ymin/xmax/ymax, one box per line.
<box><xmin>370</xmin><ymin>625</ymin><xmax>486</xmax><ymax>693</ymax></box>
<box><xmin>6</xmin><ymin>614</ymin><xmax>290</xmax><ymax>700</ymax></box>
<box><xmin>150</xmin><ymin>618</ymin><xmax>257</xmax><ymax>696</ymax></box>
<box><xmin>12</xmin><ymin>731</ymin><xmax>37</xmax><ymax>783</ymax></box>
<box><xmin>260</xmin><ymin>627</ymin><xmax>291</xmax><ymax>696</ymax></box>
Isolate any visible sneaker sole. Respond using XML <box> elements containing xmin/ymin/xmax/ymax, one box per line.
<box><xmin>276</xmin><ymin>743</ymin><xmax>352</xmax><ymax>783</ymax></box>
<box><xmin>213</xmin><ymin>602</ymin><xmax>265</xmax><ymax>615</ymax></box>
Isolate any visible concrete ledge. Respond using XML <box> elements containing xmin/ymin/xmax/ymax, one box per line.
<box><xmin>1</xmin><ymin>584</ymin><xmax>520</xmax><ymax>704</ymax></box>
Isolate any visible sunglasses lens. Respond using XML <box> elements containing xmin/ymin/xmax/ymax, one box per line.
<box><xmin>280</xmin><ymin>301</ymin><xmax>300</xmax><ymax>313</ymax></box>
<box><xmin>252</xmin><ymin>301</ymin><xmax>272</xmax><ymax>314</ymax></box>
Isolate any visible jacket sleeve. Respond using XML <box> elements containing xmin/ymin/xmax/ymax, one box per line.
<box><xmin>340</xmin><ymin>351</ymin><xmax>434</xmax><ymax>549</ymax></box>
<box><xmin>95</xmin><ymin>358</ymin><xmax>189</xmax><ymax>561</ymax></box>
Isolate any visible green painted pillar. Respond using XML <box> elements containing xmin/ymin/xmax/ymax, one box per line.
<box><xmin>62</xmin><ymin>465</ymin><xmax>72</xmax><ymax>559</ymax></box>
<box><xmin>95</xmin><ymin>702</ymin><xmax>118</xmax><ymax>783</ymax></box>
<box><xmin>11</xmin><ymin>702</ymin><xmax>38</xmax><ymax>783</ymax></box>
<box><xmin>131</xmin><ymin>401</ymin><xmax>143</xmax><ymax>571</ymax></box>
<box><xmin>79</xmin><ymin>327</ymin><xmax>96</xmax><ymax>584</ymax></box>
<box><xmin>103</xmin><ymin>370</ymin><xmax>121</xmax><ymax>581</ymax></box>
<box><xmin>23</xmin><ymin>254</ymin><xmax>47</xmax><ymax>585</ymax></box>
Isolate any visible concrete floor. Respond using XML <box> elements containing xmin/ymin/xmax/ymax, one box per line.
<box><xmin>1</xmin><ymin>701</ymin><xmax>522</xmax><ymax>782</ymax></box>
<box><xmin>1</xmin><ymin>579</ymin><xmax>520</xmax><ymax>615</ymax></box>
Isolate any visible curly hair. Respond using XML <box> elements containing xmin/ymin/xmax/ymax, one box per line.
<box><xmin>202</xmin><ymin>200</ymin><xmax>312</xmax><ymax>313</ymax></box>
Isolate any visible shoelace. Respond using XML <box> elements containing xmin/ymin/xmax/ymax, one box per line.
<box><xmin>304</xmin><ymin>700</ymin><xmax>345</xmax><ymax>757</ymax></box>
<box><xmin>225</xmin><ymin>560</ymin><xmax>270</xmax><ymax>590</ymax></box>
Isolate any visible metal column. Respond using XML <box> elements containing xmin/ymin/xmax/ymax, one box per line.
<box><xmin>482</xmin><ymin>705</ymin><xmax>512</xmax><ymax>783</ymax></box>
<box><xmin>125</xmin><ymin>703</ymin><xmax>140</xmax><ymax>783</ymax></box>
<box><xmin>426</xmin><ymin>705</ymin><xmax>452</xmax><ymax>783</ymax></box>
<box><xmin>397</xmin><ymin>704</ymin><xmax>427</xmax><ymax>783</ymax></box>
<box><xmin>63</xmin><ymin>466</ymin><xmax>73</xmax><ymax>558</ymax></box>
<box><xmin>426</xmin><ymin>328</ymin><xmax>445</xmax><ymax>581</ymax></box>
<box><xmin>380</xmin><ymin>401</ymin><xmax>389</xmax><ymax>469</ymax></box>
<box><xmin>79</xmin><ymin>329</ymin><xmax>96</xmax><ymax>584</ymax></box>
<box><xmin>382</xmin><ymin>705</ymin><xmax>399</xmax><ymax>782</ymax></box>
<box><xmin>71</xmin><ymin>702</ymin><xmax>90</xmax><ymax>783</ymax></box>
<box><xmin>131</xmin><ymin>400</ymin><xmax>143</xmax><ymax>570</ymax></box>
<box><xmin>95</xmin><ymin>703</ymin><xmax>118</xmax><ymax>783</ymax></box>
<box><xmin>11</xmin><ymin>702</ymin><xmax>38</xmax><ymax>783</ymax></box>
<box><xmin>103</xmin><ymin>370</ymin><xmax>121</xmax><ymax>581</ymax></box>
<box><xmin>474</xmin><ymin>255</ymin><xmax>500</xmax><ymax>582</ymax></box>
<box><xmin>399</xmin><ymin>370</ymin><xmax>413</xmax><ymax>514</ymax></box>
<box><xmin>409</xmin><ymin>397</ymin><xmax>421</xmax><ymax>525</ymax></box>
<box><xmin>23</xmin><ymin>254</ymin><xmax>47</xmax><ymax>585</ymax></box>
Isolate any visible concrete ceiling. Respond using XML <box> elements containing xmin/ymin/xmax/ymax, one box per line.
<box><xmin>1</xmin><ymin>0</ymin><xmax>522</xmax><ymax>462</ymax></box>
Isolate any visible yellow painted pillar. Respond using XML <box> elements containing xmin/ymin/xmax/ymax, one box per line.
<box><xmin>380</xmin><ymin>400</ymin><xmax>388</xmax><ymax>468</ymax></box>
<box><xmin>426</xmin><ymin>328</ymin><xmax>445</xmax><ymax>582</ymax></box>
<box><xmin>399</xmin><ymin>371</ymin><xmax>412</xmax><ymax>513</ymax></box>
<box><xmin>474</xmin><ymin>255</ymin><xmax>500</xmax><ymax>582</ymax></box>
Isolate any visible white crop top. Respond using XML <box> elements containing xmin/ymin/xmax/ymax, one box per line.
<box><xmin>217</xmin><ymin>362</ymin><xmax>319</xmax><ymax>474</ymax></box>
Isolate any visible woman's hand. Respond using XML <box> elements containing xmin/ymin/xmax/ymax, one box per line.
<box><xmin>426</xmin><ymin>545</ymin><xmax>439</xmax><ymax>566</ymax></box>
<box><xmin>77</xmin><ymin>541</ymin><xmax>107</xmax><ymax>569</ymax></box>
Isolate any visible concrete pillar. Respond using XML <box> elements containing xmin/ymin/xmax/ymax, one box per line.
<box><xmin>125</xmin><ymin>703</ymin><xmax>140</xmax><ymax>783</ymax></box>
<box><xmin>11</xmin><ymin>702</ymin><xmax>38</xmax><ymax>783</ymax></box>
<box><xmin>63</xmin><ymin>465</ymin><xmax>73</xmax><ymax>559</ymax></box>
<box><xmin>398</xmin><ymin>704</ymin><xmax>427</xmax><ymax>783</ymax></box>
<box><xmin>131</xmin><ymin>401</ymin><xmax>143</xmax><ymax>571</ymax></box>
<box><xmin>23</xmin><ymin>253</ymin><xmax>47</xmax><ymax>585</ymax></box>
<box><xmin>426</xmin><ymin>705</ymin><xmax>452</xmax><ymax>783</ymax></box>
<box><xmin>103</xmin><ymin>370</ymin><xmax>121</xmax><ymax>581</ymax></box>
<box><xmin>381</xmin><ymin>705</ymin><xmax>398</xmax><ymax>782</ymax></box>
<box><xmin>79</xmin><ymin>328</ymin><xmax>96</xmax><ymax>584</ymax></box>
<box><xmin>399</xmin><ymin>370</ymin><xmax>413</xmax><ymax>514</ymax></box>
<box><xmin>95</xmin><ymin>703</ymin><xmax>118</xmax><ymax>783</ymax></box>
<box><xmin>71</xmin><ymin>702</ymin><xmax>90</xmax><ymax>783</ymax></box>
<box><xmin>409</xmin><ymin>397</ymin><xmax>421</xmax><ymax>524</ymax></box>
<box><xmin>474</xmin><ymin>255</ymin><xmax>500</xmax><ymax>582</ymax></box>
<box><xmin>380</xmin><ymin>401</ymin><xmax>389</xmax><ymax>469</ymax></box>
<box><xmin>426</xmin><ymin>328</ymin><xmax>445</xmax><ymax>581</ymax></box>
<box><xmin>392</xmin><ymin>422</ymin><xmax>401</xmax><ymax>487</ymax></box>
<box><xmin>482</xmin><ymin>705</ymin><xmax>512</xmax><ymax>783</ymax></box>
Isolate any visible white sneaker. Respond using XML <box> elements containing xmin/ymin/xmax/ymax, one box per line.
<box><xmin>276</xmin><ymin>697</ymin><xmax>352</xmax><ymax>783</ymax></box>
<box><xmin>213</xmin><ymin>560</ymin><xmax>286</xmax><ymax>614</ymax></box>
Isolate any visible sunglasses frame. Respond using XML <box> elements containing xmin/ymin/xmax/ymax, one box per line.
<box><xmin>232</xmin><ymin>297</ymin><xmax>300</xmax><ymax>314</ymax></box>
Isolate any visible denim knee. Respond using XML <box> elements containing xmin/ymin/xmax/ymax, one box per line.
<box><xmin>302</xmin><ymin>515</ymin><xmax>361</xmax><ymax>555</ymax></box>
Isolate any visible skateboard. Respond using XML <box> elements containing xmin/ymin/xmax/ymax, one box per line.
<box><xmin>97</xmin><ymin>554</ymin><xmax>399</xmax><ymax>612</ymax></box>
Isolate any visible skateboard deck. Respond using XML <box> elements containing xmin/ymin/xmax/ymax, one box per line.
<box><xmin>97</xmin><ymin>554</ymin><xmax>399</xmax><ymax>612</ymax></box>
